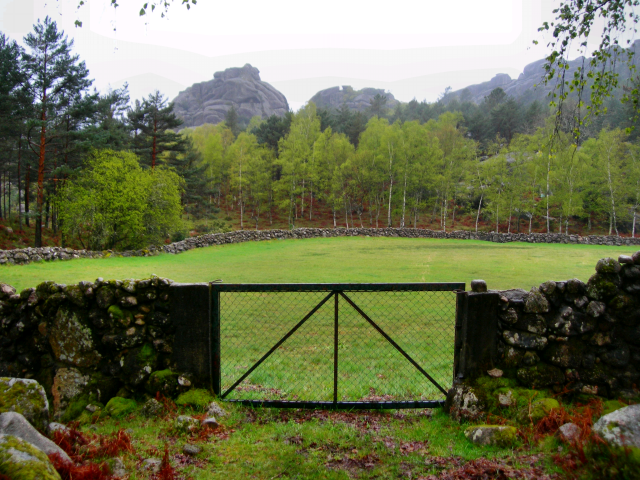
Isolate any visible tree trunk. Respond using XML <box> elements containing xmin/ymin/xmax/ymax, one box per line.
<box><xmin>36</xmin><ymin>112</ymin><xmax>47</xmax><ymax>247</ymax></box>
<box><xmin>25</xmin><ymin>165</ymin><xmax>30</xmax><ymax>227</ymax></box>
<box><xmin>475</xmin><ymin>193</ymin><xmax>483</xmax><ymax>233</ymax></box>
<box><xmin>17</xmin><ymin>136</ymin><xmax>22</xmax><ymax>230</ymax></box>
<box><xmin>400</xmin><ymin>168</ymin><xmax>407</xmax><ymax>228</ymax></box>
<box><xmin>151</xmin><ymin>117</ymin><xmax>157</xmax><ymax>169</ymax></box>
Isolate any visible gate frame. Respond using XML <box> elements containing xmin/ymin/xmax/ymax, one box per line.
<box><xmin>210</xmin><ymin>282</ymin><xmax>465</xmax><ymax>409</ymax></box>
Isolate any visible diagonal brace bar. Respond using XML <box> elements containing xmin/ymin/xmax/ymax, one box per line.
<box><xmin>339</xmin><ymin>292</ymin><xmax>449</xmax><ymax>397</ymax></box>
<box><xmin>221</xmin><ymin>291</ymin><xmax>335</xmax><ymax>399</ymax></box>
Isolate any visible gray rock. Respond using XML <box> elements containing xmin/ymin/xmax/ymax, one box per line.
<box><xmin>206</xmin><ymin>401</ymin><xmax>228</xmax><ymax>418</ymax></box>
<box><xmin>557</xmin><ymin>423</ymin><xmax>581</xmax><ymax>443</ymax></box>
<box><xmin>524</xmin><ymin>288</ymin><xmax>549</xmax><ymax>313</ymax></box>
<box><xmin>183</xmin><ymin>443</ymin><xmax>202</xmax><ymax>455</ymax></box>
<box><xmin>173</xmin><ymin>64</ymin><xmax>289</xmax><ymax>128</ymax></box>
<box><xmin>618</xmin><ymin>255</ymin><xmax>634</xmax><ymax>265</ymax></box>
<box><xmin>0</xmin><ymin>378</ymin><xmax>50</xmax><ymax>431</ymax></box>
<box><xmin>47</xmin><ymin>423</ymin><xmax>68</xmax><ymax>435</ymax></box>
<box><xmin>593</xmin><ymin>404</ymin><xmax>640</xmax><ymax>449</ymax></box>
<box><xmin>596</xmin><ymin>257</ymin><xmax>621</xmax><ymax>274</ymax></box>
<box><xmin>309</xmin><ymin>85</ymin><xmax>399</xmax><ymax>113</ymax></box>
<box><xmin>445</xmin><ymin>384</ymin><xmax>484</xmax><ymax>422</ymax></box>
<box><xmin>586</xmin><ymin>301</ymin><xmax>606</xmax><ymax>317</ymax></box>
<box><xmin>470</xmin><ymin>279</ymin><xmax>487</xmax><ymax>293</ymax></box>
<box><xmin>502</xmin><ymin>330</ymin><xmax>548</xmax><ymax>350</ymax></box>
<box><xmin>632</xmin><ymin>250</ymin><xmax>640</xmax><ymax>265</ymax></box>
<box><xmin>499</xmin><ymin>308</ymin><xmax>518</xmax><ymax>324</ymax></box>
<box><xmin>142</xmin><ymin>398</ymin><xmax>164</xmax><ymax>418</ymax></box>
<box><xmin>0</xmin><ymin>412</ymin><xmax>71</xmax><ymax>464</ymax></box>
<box><xmin>175</xmin><ymin>415</ymin><xmax>199</xmax><ymax>432</ymax></box>
<box><xmin>51</xmin><ymin>368</ymin><xmax>89</xmax><ymax>420</ymax></box>
<box><xmin>142</xmin><ymin>457</ymin><xmax>162</xmax><ymax>473</ymax></box>
<box><xmin>108</xmin><ymin>457</ymin><xmax>127</xmax><ymax>477</ymax></box>
<box><xmin>464</xmin><ymin>425</ymin><xmax>517</xmax><ymax>447</ymax></box>
<box><xmin>202</xmin><ymin>417</ymin><xmax>219</xmax><ymax>428</ymax></box>
<box><xmin>0</xmin><ymin>434</ymin><xmax>62</xmax><ymax>480</ymax></box>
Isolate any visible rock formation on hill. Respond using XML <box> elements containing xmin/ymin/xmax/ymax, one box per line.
<box><xmin>172</xmin><ymin>64</ymin><xmax>289</xmax><ymax>128</ymax></box>
<box><xmin>310</xmin><ymin>86</ymin><xmax>399</xmax><ymax>112</ymax></box>
<box><xmin>444</xmin><ymin>40</ymin><xmax>640</xmax><ymax>105</ymax></box>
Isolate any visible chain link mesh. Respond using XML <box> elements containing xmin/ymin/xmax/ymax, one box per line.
<box><xmin>219</xmin><ymin>288</ymin><xmax>457</xmax><ymax>403</ymax></box>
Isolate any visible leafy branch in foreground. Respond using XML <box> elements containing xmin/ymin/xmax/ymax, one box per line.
<box><xmin>69</xmin><ymin>0</ymin><xmax>197</xmax><ymax>27</ymax></box>
<box><xmin>537</xmin><ymin>0</ymin><xmax>640</xmax><ymax>141</ymax></box>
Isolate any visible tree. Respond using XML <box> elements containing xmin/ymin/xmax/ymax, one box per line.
<box><xmin>224</xmin><ymin>105</ymin><xmax>240</xmax><ymax>138</ymax></box>
<box><xmin>22</xmin><ymin>16</ymin><xmax>92</xmax><ymax>247</ymax></box>
<box><xmin>128</xmin><ymin>90</ymin><xmax>186</xmax><ymax>169</ymax></box>
<box><xmin>69</xmin><ymin>0</ymin><xmax>198</xmax><ymax>27</ymax></box>
<box><xmin>56</xmin><ymin>149</ymin><xmax>182</xmax><ymax>250</ymax></box>
<box><xmin>537</xmin><ymin>0</ymin><xmax>640</xmax><ymax>140</ymax></box>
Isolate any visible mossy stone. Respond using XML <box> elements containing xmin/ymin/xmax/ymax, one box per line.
<box><xmin>146</xmin><ymin>369</ymin><xmax>179</xmax><ymax>397</ymax></box>
<box><xmin>517</xmin><ymin>363</ymin><xmax>564</xmax><ymax>388</ymax></box>
<box><xmin>176</xmin><ymin>389</ymin><xmax>215</xmax><ymax>410</ymax></box>
<box><xmin>105</xmin><ymin>397</ymin><xmax>137</xmax><ymax>418</ymax></box>
<box><xmin>0</xmin><ymin>378</ymin><xmax>49</xmax><ymax>431</ymax></box>
<box><xmin>519</xmin><ymin>398</ymin><xmax>560</xmax><ymax>424</ymax></box>
<box><xmin>464</xmin><ymin>425</ymin><xmax>518</xmax><ymax>447</ymax></box>
<box><xmin>0</xmin><ymin>434</ymin><xmax>61</xmax><ymax>480</ymax></box>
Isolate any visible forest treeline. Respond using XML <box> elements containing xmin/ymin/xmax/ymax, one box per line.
<box><xmin>0</xmin><ymin>18</ymin><xmax>639</xmax><ymax>251</ymax></box>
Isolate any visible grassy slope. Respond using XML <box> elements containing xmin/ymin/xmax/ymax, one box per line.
<box><xmin>1</xmin><ymin>237</ymin><xmax>637</xmax><ymax>291</ymax></box>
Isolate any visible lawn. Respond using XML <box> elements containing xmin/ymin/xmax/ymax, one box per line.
<box><xmin>1</xmin><ymin>237</ymin><xmax>637</xmax><ymax>292</ymax></box>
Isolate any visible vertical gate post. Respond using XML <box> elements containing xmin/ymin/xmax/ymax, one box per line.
<box><xmin>169</xmin><ymin>283</ymin><xmax>213</xmax><ymax>390</ymax></box>
<box><xmin>333</xmin><ymin>292</ymin><xmax>339</xmax><ymax>406</ymax></box>
<box><xmin>453</xmin><ymin>290</ymin><xmax>500</xmax><ymax>382</ymax></box>
<box><xmin>211</xmin><ymin>287</ymin><xmax>221</xmax><ymax>396</ymax></box>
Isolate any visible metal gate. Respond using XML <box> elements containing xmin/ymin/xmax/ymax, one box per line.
<box><xmin>211</xmin><ymin>283</ymin><xmax>464</xmax><ymax>409</ymax></box>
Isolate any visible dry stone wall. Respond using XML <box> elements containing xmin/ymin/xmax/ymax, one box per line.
<box><xmin>3</xmin><ymin>228</ymin><xmax>638</xmax><ymax>266</ymax></box>
<box><xmin>493</xmin><ymin>251</ymin><xmax>640</xmax><ymax>398</ymax></box>
<box><xmin>0</xmin><ymin>277</ymin><xmax>183</xmax><ymax>421</ymax></box>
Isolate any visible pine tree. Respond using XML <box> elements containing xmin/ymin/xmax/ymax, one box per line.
<box><xmin>22</xmin><ymin>16</ymin><xmax>93</xmax><ymax>247</ymax></box>
<box><xmin>129</xmin><ymin>90</ymin><xmax>186</xmax><ymax>169</ymax></box>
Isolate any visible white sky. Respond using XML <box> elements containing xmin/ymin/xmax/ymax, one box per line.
<box><xmin>0</xmin><ymin>0</ymin><xmax>634</xmax><ymax>112</ymax></box>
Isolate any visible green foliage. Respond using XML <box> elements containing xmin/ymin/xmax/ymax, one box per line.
<box><xmin>176</xmin><ymin>388</ymin><xmax>215</xmax><ymax>410</ymax></box>
<box><xmin>104</xmin><ymin>396</ymin><xmax>137</xmax><ymax>418</ymax></box>
<box><xmin>56</xmin><ymin>149</ymin><xmax>183</xmax><ymax>250</ymax></box>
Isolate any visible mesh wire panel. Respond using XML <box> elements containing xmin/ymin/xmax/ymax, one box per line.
<box><xmin>220</xmin><ymin>288</ymin><xmax>457</xmax><ymax>403</ymax></box>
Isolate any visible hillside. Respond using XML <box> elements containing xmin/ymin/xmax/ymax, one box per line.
<box><xmin>443</xmin><ymin>40</ymin><xmax>640</xmax><ymax>105</ymax></box>
<box><xmin>172</xmin><ymin>64</ymin><xmax>289</xmax><ymax>128</ymax></box>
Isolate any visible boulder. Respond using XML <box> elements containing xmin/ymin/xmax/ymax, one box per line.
<box><xmin>175</xmin><ymin>415</ymin><xmax>200</xmax><ymax>432</ymax></box>
<box><xmin>557</xmin><ymin>423</ymin><xmax>581</xmax><ymax>443</ymax></box>
<box><xmin>0</xmin><ymin>412</ymin><xmax>71</xmax><ymax>464</ymax></box>
<box><xmin>593</xmin><ymin>404</ymin><xmax>640</xmax><ymax>449</ymax></box>
<box><xmin>0</xmin><ymin>434</ymin><xmax>61</xmax><ymax>480</ymax></box>
<box><xmin>51</xmin><ymin>368</ymin><xmax>89</xmax><ymax>421</ymax></box>
<box><xmin>0</xmin><ymin>378</ymin><xmax>50</xmax><ymax>431</ymax></box>
<box><xmin>309</xmin><ymin>85</ymin><xmax>399</xmax><ymax>113</ymax></box>
<box><xmin>104</xmin><ymin>397</ymin><xmax>137</xmax><ymax>418</ymax></box>
<box><xmin>48</xmin><ymin>307</ymin><xmax>102</xmax><ymax>368</ymax></box>
<box><xmin>445</xmin><ymin>384</ymin><xmax>484</xmax><ymax>421</ymax></box>
<box><xmin>207</xmin><ymin>401</ymin><xmax>228</xmax><ymax>418</ymax></box>
<box><xmin>173</xmin><ymin>64</ymin><xmax>289</xmax><ymax>128</ymax></box>
<box><xmin>183</xmin><ymin>443</ymin><xmax>202</xmax><ymax>455</ymax></box>
<box><xmin>464</xmin><ymin>425</ymin><xmax>518</xmax><ymax>447</ymax></box>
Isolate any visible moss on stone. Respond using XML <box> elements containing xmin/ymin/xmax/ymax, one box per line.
<box><xmin>105</xmin><ymin>397</ymin><xmax>137</xmax><ymax>418</ymax></box>
<box><xmin>463</xmin><ymin>425</ymin><xmax>519</xmax><ymax>447</ymax></box>
<box><xmin>602</xmin><ymin>399</ymin><xmax>628</xmax><ymax>416</ymax></box>
<box><xmin>0</xmin><ymin>378</ymin><xmax>49</xmax><ymax>430</ymax></box>
<box><xmin>146</xmin><ymin>369</ymin><xmax>179</xmax><ymax>397</ymax></box>
<box><xmin>176</xmin><ymin>389</ymin><xmax>215</xmax><ymax>410</ymax></box>
<box><xmin>519</xmin><ymin>398</ymin><xmax>560</xmax><ymax>424</ymax></box>
<box><xmin>60</xmin><ymin>393</ymin><xmax>90</xmax><ymax>423</ymax></box>
<box><xmin>0</xmin><ymin>434</ymin><xmax>61</xmax><ymax>480</ymax></box>
<box><xmin>138</xmin><ymin>343</ymin><xmax>156</xmax><ymax>363</ymax></box>
<box><xmin>517</xmin><ymin>363</ymin><xmax>564</xmax><ymax>388</ymax></box>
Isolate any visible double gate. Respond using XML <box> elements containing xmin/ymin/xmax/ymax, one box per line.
<box><xmin>210</xmin><ymin>283</ymin><xmax>464</xmax><ymax>409</ymax></box>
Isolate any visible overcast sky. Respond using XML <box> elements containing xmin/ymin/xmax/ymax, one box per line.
<box><xmin>0</xmin><ymin>0</ymin><xmax>632</xmax><ymax>112</ymax></box>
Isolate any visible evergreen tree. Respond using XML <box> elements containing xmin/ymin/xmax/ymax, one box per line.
<box><xmin>225</xmin><ymin>105</ymin><xmax>240</xmax><ymax>138</ymax></box>
<box><xmin>22</xmin><ymin>16</ymin><xmax>93</xmax><ymax>246</ymax></box>
<box><xmin>129</xmin><ymin>90</ymin><xmax>186</xmax><ymax>169</ymax></box>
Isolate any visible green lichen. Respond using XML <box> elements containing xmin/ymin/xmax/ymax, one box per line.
<box><xmin>105</xmin><ymin>397</ymin><xmax>137</xmax><ymax>418</ymax></box>
<box><xmin>519</xmin><ymin>398</ymin><xmax>560</xmax><ymax>424</ymax></box>
<box><xmin>0</xmin><ymin>378</ymin><xmax>48</xmax><ymax>430</ymax></box>
<box><xmin>0</xmin><ymin>434</ymin><xmax>61</xmax><ymax>480</ymax></box>
<box><xmin>176</xmin><ymin>389</ymin><xmax>215</xmax><ymax>410</ymax></box>
<box><xmin>146</xmin><ymin>369</ymin><xmax>179</xmax><ymax>397</ymax></box>
<box><xmin>138</xmin><ymin>343</ymin><xmax>156</xmax><ymax>364</ymax></box>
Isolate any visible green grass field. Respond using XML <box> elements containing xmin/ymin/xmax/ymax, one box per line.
<box><xmin>1</xmin><ymin>237</ymin><xmax>636</xmax><ymax>291</ymax></box>
<box><xmin>2</xmin><ymin>237</ymin><xmax>635</xmax><ymax>404</ymax></box>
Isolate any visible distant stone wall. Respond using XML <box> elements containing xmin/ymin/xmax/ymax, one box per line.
<box><xmin>489</xmin><ymin>251</ymin><xmax>640</xmax><ymax>398</ymax></box>
<box><xmin>2</xmin><ymin>228</ymin><xmax>639</xmax><ymax>265</ymax></box>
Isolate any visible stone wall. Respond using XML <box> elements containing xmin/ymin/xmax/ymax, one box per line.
<box><xmin>2</xmin><ymin>228</ymin><xmax>640</xmax><ymax>265</ymax></box>
<box><xmin>491</xmin><ymin>250</ymin><xmax>640</xmax><ymax>398</ymax></box>
<box><xmin>0</xmin><ymin>277</ymin><xmax>193</xmax><ymax>421</ymax></box>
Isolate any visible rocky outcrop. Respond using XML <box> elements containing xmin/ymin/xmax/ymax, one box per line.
<box><xmin>173</xmin><ymin>64</ymin><xmax>289</xmax><ymax>128</ymax></box>
<box><xmin>0</xmin><ymin>433</ymin><xmax>61</xmax><ymax>480</ymax></box>
<box><xmin>310</xmin><ymin>86</ymin><xmax>398</xmax><ymax>113</ymax></box>
<box><xmin>444</xmin><ymin>40</ymin><xmax>640</xmax><ymax>105</ymax></box>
